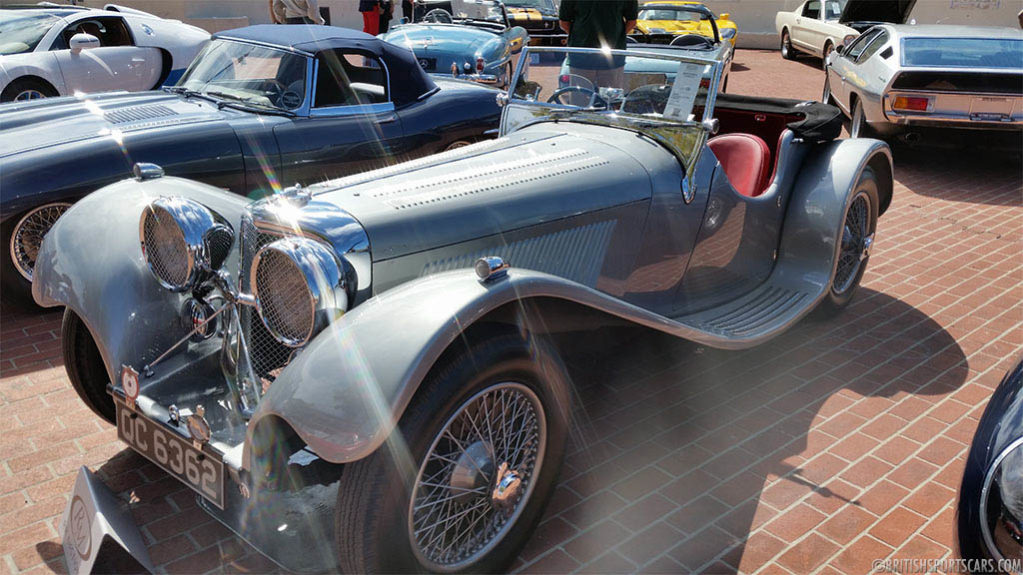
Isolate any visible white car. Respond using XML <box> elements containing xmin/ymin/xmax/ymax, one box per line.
<box><xmin>0</xmin><ymin>4</ymin><xmax>209</xmax><ymax>102</ymax></box>
<box><xmin>775</xmin><ymin>0</ymin><xmax>915</xmax><ymax>68</ymax></box>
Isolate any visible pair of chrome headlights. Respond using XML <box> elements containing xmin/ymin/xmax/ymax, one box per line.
<box><xmin>139</xmin><ymin>197</ymin><xmax>348</xmax><ymax>348</ymax></box>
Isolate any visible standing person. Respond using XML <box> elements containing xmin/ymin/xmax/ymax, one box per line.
<box><xmin>379</xmin><ymin>0</ymin><xmax>394</xmax><ymax>33</ymax></box>
<box><xmin>402</xmin><ymin>0</ymin><xmax>414</xmax><ymax>22</ymax></box>
<box><xmin>271</xmin><ymin>0</ymin><xmax>326</xmax><ymax>24</ymax></box>
<box><xmin>558</xmin><ymin>0</ymin><xmax>638</xmax><ymax>89</ymax></box>
<box><xmin>360</xmin><ymin>0</ymin><xmax>381</xmax><ymax>35</ymax></box>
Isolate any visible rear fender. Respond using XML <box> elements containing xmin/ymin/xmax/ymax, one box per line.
<box><xmin>775</xmin><ymin>137</ymin><xmax>892</xmax><ymax>293</ymax></box>
<box><xmin>31</xmin><ymin>176</ymin><xmax>248</xmax><ymax>383</ymax></box>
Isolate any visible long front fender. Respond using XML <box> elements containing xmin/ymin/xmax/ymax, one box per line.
<box><xmin>32</xmin><ymin>176</ymin><xmax>249</xmax><ymax>382</ymax></box>
<box><xmin>247</xmin><ymin>266</ymin><xmax>760</xmax><ymax>466</ymax></box>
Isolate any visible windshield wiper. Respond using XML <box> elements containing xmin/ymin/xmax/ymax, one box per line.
<box><xmin>163</xmin><ymin>86</ymin><xmax>218</xmax><ymax>104</ymax></box>
<box><xmin>202</xmin><ymin>91</ymin><xmax>296</xmax><ymax>117</ymax></box>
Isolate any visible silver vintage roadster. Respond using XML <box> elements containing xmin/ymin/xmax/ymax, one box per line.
<box><xmin>33</xmin><ymin>46</ymin><xmax>893</xmax><ymax>573</ymax></box>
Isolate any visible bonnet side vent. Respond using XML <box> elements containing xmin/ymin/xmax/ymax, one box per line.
<box><xmin>104</xmin><ymin>105</ymin><xmax>178</xmax><ymax>124</ymax></box>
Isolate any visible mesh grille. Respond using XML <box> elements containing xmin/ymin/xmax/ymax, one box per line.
<box><xmin>239</xmin><ymin>223</ymin><xmax>295</xmax><ymax>380</ymax></box>
<box><xmin>142</xmin><ymin>207</ymin><xmax>190</xmax><ymax>288</ymax></box>
<box><xmin>255</xmin><ymin>245</ymin><xmax>315</xmax><ymax>346</ymax></box>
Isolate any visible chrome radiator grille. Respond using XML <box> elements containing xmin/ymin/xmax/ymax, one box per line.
<box><xmin>239</xmin><ymin>218</ymin><xmax>295</xmax><ymax>382</ymax></box>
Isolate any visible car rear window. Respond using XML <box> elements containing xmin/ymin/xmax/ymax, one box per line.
<box><xmin>902</xmin><ymin>37</ymin><xmax>1023</xmax><ymax>70</ymax></box>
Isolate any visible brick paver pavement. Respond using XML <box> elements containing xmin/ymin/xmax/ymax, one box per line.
<box><xmin>1</xmin><ymin>49</ymin><xmax>1020</xmax><ymax>574</ymax></box>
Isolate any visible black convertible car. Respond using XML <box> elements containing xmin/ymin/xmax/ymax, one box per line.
<box><xmin>0</xmin><ymin>25</ymin><xmax>502</xmax><ymax>304</ymax></box>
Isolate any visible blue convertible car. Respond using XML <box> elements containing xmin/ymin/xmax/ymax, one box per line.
<box><xmin>0</xmin><ymin>25</ymin><xmax>502</xmax><ymax>304</ymax></box>
<box><xmin>379</xmin><ymin>0</ymin><xmax>528</xmax><ymax>88</ymax></box>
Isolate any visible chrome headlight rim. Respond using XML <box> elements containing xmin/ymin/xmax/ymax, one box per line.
<box><xmin>139</xmin><ymin>197</ymin><xmax>234</xmax><ymax>292</ymax></box>
<box><xmin>251</xmin><ymin>236</ymin><xmax>349</xmax><ymax>348</ymax></box>
<box><xmin>981</xmin><ymin>435</ymin><xmax>1023</xmax><ymax>565</ymax></box>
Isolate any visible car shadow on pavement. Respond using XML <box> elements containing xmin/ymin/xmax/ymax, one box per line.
<box><xmin>890</xmin><ymin>143</ymin><xmax>1022</xmax><ymax>208</ymax></box>
<box><xmin>513</xmin><ymin>287</ymin><xmax>967</xmax><ymax>573</ymax></box>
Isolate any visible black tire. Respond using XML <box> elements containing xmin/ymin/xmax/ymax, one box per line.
<box><xmin>820</xmin><ymin>42</ymin><xmax>833</xmax><ymax>70</ymax></box>
<box><xmin>817</xmin><ymin>167</ymin><xmax>880</xmax><ymax>316</ymax></box>
<box><xmin>849</xmin><ymin>98</ymin><xmax>874</xmax><ymax>139</ymax></box>
<box><xmin>1</xmin><ymin>77</ymin><xmax>57</xmax><ymax>102</ymax></box>
<box><xmin>334</xmin><ymin>329</ymin><xmax>572</xmax><ymax>573</ymax></box>
<box><xmin>62</xmin><ymin>309</ymin><xmax>115</xmax><ymax>423</ymax></box>
<box><xmin>780</xmin><ymin>29</ymin><xmax>796</xmax><ymax>60</ymax></box>
<box><xmin>0</xmin><ymin>217</ymin><xmax>32</xmax><ymax>307</ymax></box>
<box><xmin>1</xmin><ymin>202</ymin><xmax>73</xmax><ymax>307</ymax></box>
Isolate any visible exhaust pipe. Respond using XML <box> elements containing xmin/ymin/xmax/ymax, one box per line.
<box><xmin>903</xmin><ymin>132</ymin><xmax>921</xmax><ymax>145</ymax></box>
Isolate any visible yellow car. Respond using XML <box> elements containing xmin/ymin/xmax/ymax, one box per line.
<box><xmin>632</xmin><ymin>1</ymin><xmax>738</xmax><ymax>48</ymax></box>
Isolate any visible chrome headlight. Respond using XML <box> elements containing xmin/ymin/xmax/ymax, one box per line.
<box><xmin>983</xmin><ymin>436</ymin><xmax>1023</xmax><ymax>563</ymax></box>
<box><xmin>720</xmin><ymin>27</ymin><xmax>736</xmax><ymax>39</ymax></box>
<box><xmin>139</xmin><ymin>197</ymin><xmax>234</xmax><ymax>291</ymax></box>
<box><xmin>251</xmin><ymin>237</ymin><xmax>349</xmax><ymax>348</ymax></box>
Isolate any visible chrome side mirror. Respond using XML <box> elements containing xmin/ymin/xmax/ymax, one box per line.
<box><xmin>701</xmin><ymin>118</ymin><xmax>719</xmax><ymax>134</ymax></box>
<box><xmin>70</xmin><ymin>33</ymin><xmax>100</xmax><ymax>54</ymax></box>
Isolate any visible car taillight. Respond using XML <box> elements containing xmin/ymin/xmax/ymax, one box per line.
<box><xmin>892</xmin><ymin>95</ymin><xmax>930</xmax><ymax>112</ymax></box>
<box><xmin>699</xmin><ymin>78</ymin><xmax>710</xmax><ymax>89</ymax></box>
<box><xmin>559</xmin><ymin>74</ymin><xmax>570</xmax><ymax>84</ymax></box>
<box><xmin>476</xmin><ymin>57</ymin><xmax>485</xmax><ymax>73</ymax></box>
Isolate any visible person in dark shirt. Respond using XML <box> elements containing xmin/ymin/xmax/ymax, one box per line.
<box><xmin>379</xmin><ymin>0</ymin><xmax>394</xmax><ymax>33</ymax></box>
<box><xmin>558</xmin><ymin>0</ymin><xmax>638</xmax><ymax>90</ymax></box>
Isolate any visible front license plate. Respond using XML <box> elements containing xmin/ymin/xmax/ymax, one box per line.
<box><xmin>116</xmin><ymin>400</ymin><xmax>224</xmax><ymax>509</ymax></box>
<box><xmin>417</xmin><ymin>57</ymin><xmax>436</xmax><ymax>71</ymax></box>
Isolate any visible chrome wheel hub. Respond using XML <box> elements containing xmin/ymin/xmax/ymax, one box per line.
<box><xmin>10</xmin><ymin>202</ymin><xmax>72</xmax><ymax>281</ymax></box>
<box><xmin>408</xmin><ymin>382</ymin><xmax>545</xmax><ymax>571</ymax></box>
<box><xmin>833</xmin><ymin>193</ymin><xmax>872</xmax><ymax>295</ymax></box>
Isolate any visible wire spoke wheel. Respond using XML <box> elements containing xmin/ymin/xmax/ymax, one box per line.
<box><xmin>15</xmin><ymin>89</ymin><xmax>46</xmax><ymax>101</ymax></box>
<box><xmin>10</xmin><ymin>202</ymin><xmax>71</xmax><ymax>281</ymax></box>
<box><xmin>408</xmin><ymin>382</ymin><xmax>546</xmax><ymax>571</ymax></box>
<box><xmin>833</xmin><ymin>193</ymin><xmax>872</xmax><ymax>296</ymax></box>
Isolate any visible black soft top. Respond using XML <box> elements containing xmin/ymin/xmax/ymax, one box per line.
<box><xmin>214</xmin><ymin>25</ymin><xmax>437</xmax><ymax>106</ymax></box>
<box><xmin>713</xmin><ymin>93</ymin><xmax>843</xmax><ymax>143</ymax></box>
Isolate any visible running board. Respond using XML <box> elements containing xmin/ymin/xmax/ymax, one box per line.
<box><xmin>671</xmin><ymin>283</ymin><xmax>814</xmax><ymax>340</ymax></box>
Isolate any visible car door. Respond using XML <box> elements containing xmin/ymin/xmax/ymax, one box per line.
<box><xmin>51</xmin><ymin>16</ymin><xmax>162</xmax><ymax>93</ymax></box>
<box><xmin>274</xmin><ymin>50</ymin><xmax>406</xmax><ymax>185</ymax></box>
<box><xmin>830</xmin><ymin>28</ymin><xmax>884</xmax><ymax>108</ymax></box>
<box><xmin>792</xmin><ymin>0</ymin><xmax>822</xmax><ymax>53</ymax></box>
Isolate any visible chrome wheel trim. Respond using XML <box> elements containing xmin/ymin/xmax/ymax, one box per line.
<box><xmin>781</xmin><ymin>32</ymin><xmax>790</xmax><ymax>58</ymax></box>
<box><xmin>822</xmin><ymin>76</ymin><xmax>831</xmax><ymax>104</ymax></box>
<box><xmin>445</xmin><ymin>140</ymin><xmax>472</xmax><ymax>151</ymax></box>
<box><xmin>851</xmin><ymin>101</ymin><xmax>864</xmax><ymax>138</ymax></box>
<box><xmin>10</xmin><ymin>202</ymin><xmax>72</xmax><ymax>281</ymax></box>
<box><xmin>408</xmin><ymin>382</ymin><xmax>546</xmax><ymax>572</ymax></box>
<box><xmin>14</xmin><ymin>89</ymin><xmax>46</xmax><ymax>101</ymax></box>
<box><xmin>833</xmin><ymin>192</ymin><xmax>872</xmax><ymax>296</ymax></box>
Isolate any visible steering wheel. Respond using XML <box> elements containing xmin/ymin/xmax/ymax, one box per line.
<box><xmin>264</xmin><ymin>80</ymin><xmax>304</xmax><ymax>110</ymax></box>
<box><xmin>423</xmin><ymin>8</ymin><xmax>453</xmax><ymax>23</ymax></box>
<box><xmin>546</xmin><ymin>85</ymin><xmax>607</xmax><ymax>109</ymax></box>
<box><xmin>670</xmin><ymin>34</ymin><xmax>715</xmax><ymax>49</ymax></box>
<box><xmin>621</xmin><ymin>84</ymin><xmax>672</xmax><ymax>115</ymax></box>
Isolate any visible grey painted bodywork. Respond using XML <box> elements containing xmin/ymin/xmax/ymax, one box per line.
<box><xmin>33</xmin><ymin>48</ymin><xmax>893</xmax><ymax>571</ymax></box>
<box><xmin>825</xmin><ymin>24</ymin><xmax>1023</xmax><ymax>135</ymax></box>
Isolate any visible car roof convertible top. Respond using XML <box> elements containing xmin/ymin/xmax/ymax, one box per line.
<box><xmin>214</xmin><ymin>25</ymin><xmax>437</xmax><ymax>106</ymax></box>
<box><xmin>714</xmin><ymin>93</ymin><xmax>843</xmax><ymax>143</ymax></box>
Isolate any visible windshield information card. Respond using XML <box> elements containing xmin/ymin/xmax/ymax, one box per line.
<box><xmin>663</xmin><ymin>62</ymin><xmax>705</xmax><ymax>122</ymax></box>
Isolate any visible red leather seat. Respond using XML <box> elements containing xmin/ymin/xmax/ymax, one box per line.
<box><xmin>708</xmin><ymin>133</ymin><xmax>771</xmax><ymax>197</ymax></box>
